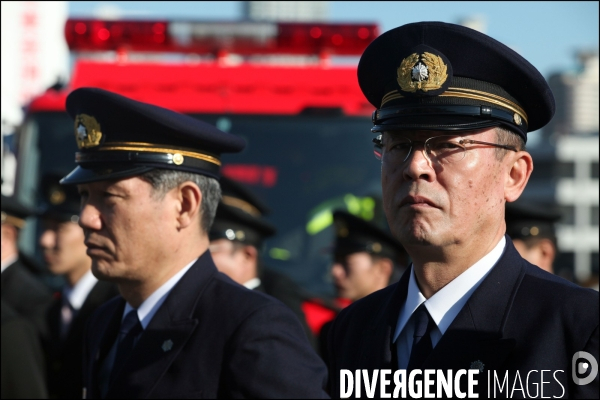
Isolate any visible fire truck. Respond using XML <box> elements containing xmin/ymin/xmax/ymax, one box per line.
<box><xmin>14</xmin><ymin>18</ymin><xmax>383</xmax><ymax>332</ymax></box>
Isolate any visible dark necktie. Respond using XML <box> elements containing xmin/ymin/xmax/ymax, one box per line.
<box><xmin>60</xmin><ymin>298</ymin><xmax>75</xmax><ymax>338</ymax></box>
<box><xmin>109</xmin><ymin>310</ymin><xmax>142</xmax><ymax>384</ymax></box>
<box><xmin>406</xmin><ymin>303</ymin><xmax>435</xmax><ymax>371</ymax></box>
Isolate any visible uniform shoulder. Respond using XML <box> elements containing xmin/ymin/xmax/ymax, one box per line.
<box><xmin>335</xmin><ymin>283</ymin><xmax>399</xmax><ymax>328</ymax></box>
<box><xmin>208</xmin><ymin>271</ymin><xmax>293</xmax><ymax>317</ymax></box>
<box><xmin>519</xmin><ymin>262</ymin><xmax>599</xmax><ymax>330</ymax></box>
<box><xmin>522</xmin><ymin>262</ymin><xmax>598</xmax><ymax>302</ymax></box>
<box><xmin>9</xmin><ymin>260</ymin><xmax>51</xmax><ymax>297</ymax></box>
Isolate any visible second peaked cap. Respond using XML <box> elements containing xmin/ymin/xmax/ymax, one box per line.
<box><xmin>39</xmin><ymin>171</ymin><xmax>81</xmax><ymax>222</ymax></box>
<box><xmin>210</xmin><ymin>177</ymin><xmax>276</xmax><ymax>247</ymax></box>
<box><xmin>61</xmin><ymin>88</ymin><xmax>246</xmax><ymax>185</ymax></box>
<box><xmin>333</xmin><ymin>210</ymin><xmax>405</xmax><ymax>262</ymax></box>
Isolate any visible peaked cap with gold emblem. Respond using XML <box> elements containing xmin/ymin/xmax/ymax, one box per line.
<box><xmin>333</xmin><ymin>210</ymin><xmax>406</xmax><ymax>263</ymax></box>
<box><xmin>39</xmin><ymin>172</ymin><xmax>81</xmax><ymax>222</ymax></box>
<box><xmin>209</xmin><ymin>177</ymin><xmax>276</xmax><ymax>248</ymax></box>
<box><xmin>505</xmin><ymin>200</ymin><xmax>561</xmax><ymax>242</ymax></box>
<box><xmin>60</xmin><ymin>88</ymin><xmax>246</xmax><ymax>185</ymax></box>
<box><xmin>358</xmin><ymin>21</ymin><xmax>555</xmax><ymax>141</ymax></box>
<box><xmin>1</xmin><ymin>195</ymin><xmax>34</xmax><ymax>230</ymax></box>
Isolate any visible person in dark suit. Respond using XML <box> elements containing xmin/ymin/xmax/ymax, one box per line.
<box><xmin>505</xmin><ymin>200</ymin><xmax>561</xmax><ymax>274</ymax></box>
<box><xmin>38</xmin><ymin>173</ymin><xmax>119</xmax><ymax>399</ymax></box>
<box><xmin>1</xmin><ymin>300</ymin><xmax>48</xmax><ymax>399</ymax></box>
<box><xmin>208</xmin><ymin>176</ymin><xmax>313</xmax><ymax>344</ymax></box>
<box><xmin>319</xmin><ymin>211</ymin><xmax>408</xmax><ymax>362</ymax></box>
<box><xmin>1</xmin><ymin>195</ymin><xmax>52</xmax><ymax>336</ymax></box>
<box><xmin>60</xmin><ymin>88</ymin><xmax>328</xmax><ymax>398</ymax></box>
<box><xmin>327</xmin><ymin>22</ymin><xmax>598</xmax><ymax>398</ymax></box>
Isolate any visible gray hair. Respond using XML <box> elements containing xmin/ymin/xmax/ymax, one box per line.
<box><xmin>495</xmin><ymin>126</ymin><xmax>526</xmax><ymax>160</ymax></box>
<box><xmin>139</xmin><ymin>169</ymin><xmax>221</xmax><ymax>232</ymax></box>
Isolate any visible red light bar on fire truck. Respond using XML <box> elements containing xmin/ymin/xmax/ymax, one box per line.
<box><xmin>65</xmin><ymin>19</ymin><xmax>379</xmax><ymax>56</ymax></box>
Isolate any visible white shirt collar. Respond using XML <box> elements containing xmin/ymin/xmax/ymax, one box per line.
<box><xmin>123</xmin><ymin>258</ymin><xmax>198</xmax><ymax>330</ymax></box>
<box><xmin>63</xmin><ymin>269</ymin><xmax>98</xmax><ymax>310</ymax></box>
<box><xmin>393</xmin><ymin>236</ymin><xmax>506</xmax><ymax>342</ymax></box>
<box><xmin>1</xmin><ymin>254</ymin><xmax>18</xmax><ymax>273</ymax></box>
<box><xmin>243</xmin><ymin>277</ymin><xmax>261</xmax><ymax>290</ymax></box>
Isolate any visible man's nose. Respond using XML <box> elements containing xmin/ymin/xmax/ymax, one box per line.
<box><xmin>331</xmin><ymin>263</ymin><xmax>346</xmax><ymax>279</ymax></box>
<box><xmin>39</xmin><ymin>229</ymin><xmax>56</xmax><ymax>249</ymax></box>
<box><xmin>79</xmin><ymin>203</ymin><xmax>102</xmax><ymax>231</ymax></box>
<box><xmin>402</xmin><ymin>142</ymin><xmax>434</xmax><ymax>182</ymax></box>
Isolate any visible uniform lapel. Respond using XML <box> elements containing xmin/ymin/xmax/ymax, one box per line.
<box><xmin>422</xmin><ymin>237</ymin><xmax>525</xmax><ymax>394</ymax></box>
<box><xmin>65</xmin><ymin>282</ymin><xmax>117</xmax><ymax>350</ymax></box>
<box><xmin>46</xmin><ymin>296</ymin><xmax>62</xmax><ymax>346</ymax></box>
<box><xmin>105</xmin><ymin>252</ymin><xmax>217</xmax><ymax>399</ymax></box>
<box><xmin>78</xmin><ymin>282</ymin><xmax>118</xmax><ymax>321</ymax></box>
<box><xmin>86</xmin><ymin>298</ymin><xmax>124</xmax><ymax>399</ymax></box>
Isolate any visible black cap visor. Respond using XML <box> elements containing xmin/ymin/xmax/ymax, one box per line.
<box><xmin>372</xmin><ymin>115</ymin><xmax>503</xmax><ymax>133</ymax></box>
<box><xmin>371</xmin><ymin>103</ymin><xmax>526</xmax><ymax>137</ymax></box>
<box><xmin>60</xmin><ymin>165</ymin><xmax>155</xmax><ymax>185</ymax></box>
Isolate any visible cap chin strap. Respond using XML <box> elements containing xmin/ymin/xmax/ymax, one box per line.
<box><xmin>373</xmin><ymin>104</ymin><xmax>526</xmax><ymax>130</ymax></box>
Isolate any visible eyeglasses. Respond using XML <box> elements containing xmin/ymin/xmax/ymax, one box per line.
<box><xmin>373</xmin><ymin>134</ymin><xmax>517</xmax><ymax>164</ymax></box>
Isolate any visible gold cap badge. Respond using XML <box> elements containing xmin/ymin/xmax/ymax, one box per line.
<box><xmin>74</xmin><ymin>114</ymin><xmax>103</xmax><ymax>149</ymax></box>
<box><xmin>49</xmin><ymin>186</ymin><xmax>66</xmax><ymax>205</ymax></box>
<box><xmin>397</xmin><ymin>52</ymin><xmax>449</xmax><ymax>94</ymax></box>
<box><xmin>336</xmin><ymin>221</ymin><xmax>349</xmax><ymax>238</ymax></box>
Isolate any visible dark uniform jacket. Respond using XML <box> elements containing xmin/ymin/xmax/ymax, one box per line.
<box><xmin>83</xmin><ymin>251</ymin><xmax>328</xmax><ymax>399</ymax></box>
<box><xmin>44</xmin><ymin>281</ymin><xmax>118</xmax><ymax>399</ymax></box>
<box><xmin>1</xmin><ymin>258</ymin><xmax>52</xmax><ymax>336</ymax></box>
<box><xmin>1</xmin><ymin>301</ymin><xmax>48</xmax><ymax>399</ymax></box>
<box><xmin>327</xmin><ymin>237</ymin><xmax>599</xmax><ymax>399</ymax></box>
<box><xmin>257</xmin><ymin>267</ymin><xmax>316</xmax><ymax>348</ymax></box>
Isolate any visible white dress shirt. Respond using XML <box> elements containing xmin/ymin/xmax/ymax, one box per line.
<box><xmin>243</xmin><ymin>277</ymin><xmax>261</xmax><ymax>290</ymax></box>
<box><xmin>122</xmin><ymin>258</ymin><xmax>198</xmax><ymax>329</ymax></box>
<box><xmin>63</xmin><ymin>269</ymin><xmax>98</xmax><ymax>311</ymax></box>
<box><xmin>393</xmin><ymin>236</ymin><xmax>506</xmax><ymax>369</ymax></box>
<box><xmin>1</xmin><ymin>254</ymin><xmax>18</xmax><ymax>273</ymax></box>
<box><xmin>61</xmin><ymin>269</ymin><xmax>98</xmax><ymax>336</ymax></box>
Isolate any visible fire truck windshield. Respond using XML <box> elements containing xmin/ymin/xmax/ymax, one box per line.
<box><xmin>19</xmin><ymin>111</ymin><xmax>383</xmax><ymax>296</ymax></box>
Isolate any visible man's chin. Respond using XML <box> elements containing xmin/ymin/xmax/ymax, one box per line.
<box><xmin>91</xmin><ymin>261</ymin><xmax>120</xmax><ymax>282</ymax></box>
<box><xmin>392</xmin><ymin>224</ymin><xmax>437</xmax><ymax>247</ymax></box>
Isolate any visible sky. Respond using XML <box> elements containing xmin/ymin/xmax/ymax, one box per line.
<box><xmin>68</xmin><ymin>1</ymin><xmax>600</xmax><ymax>79</ymax></box>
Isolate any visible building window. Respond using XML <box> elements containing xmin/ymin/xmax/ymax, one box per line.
<box><xmin>592</xmin><ymin>206</ymin><xmax>599</xmax><ymax>226</ymax></box>
<box><xmin>558</xmin><ymin>205</ymin><xmax>575</xmax><ymax>225</ymax></box>
<box><xmin>591</xmin><ymin>162</ymin><xmax>599</xmax><ymax>179</ymax></box>
<box><xmin>531</xmin><ymin>160</ymin><xmax>555</xmax><ymax>180</ymax></box>
<box><xmin>532</xmin><ymin>161</ymin><xmax>576</xmax><ymax>180</ymax></box>
<box><xmin>555</xmin><ymin>161</ymin><xmax>575</xmax><ymax>179</ymax></box>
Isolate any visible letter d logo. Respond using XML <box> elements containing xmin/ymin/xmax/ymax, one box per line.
<box><xmin>572</xmin><ymin>351</ymin><xmax>598</xmax><ymax>385</ymax></box>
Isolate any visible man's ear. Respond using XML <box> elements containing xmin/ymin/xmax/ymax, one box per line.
<box><xmin>375</xmin><ymin>257</ymin><xmax>394</xmax><ymax>281</ymax></box>
<box><xmin>243</xmin><ymin>245</ymin><xmax>258</xmax><ymax>263</ymax></box>
<box><xmin>504</xmin><ymin>151</ymin><xmax>533</xmax><ymax>202</ymax></box>
<box><xmin>538</xmin><ymin>238</ymin><xmax>556</xmax><ymax>269</ymax></box>
<box><xmin>176</xmin><ymin>182</ymin><xmax>202</xmax><ymax>230</ymax></box>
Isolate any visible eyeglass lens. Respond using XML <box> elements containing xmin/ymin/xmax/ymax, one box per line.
<box><xmin>374</xmin><ymin>135</ymin><xmax>467</xmax><ymax>164</ymax></box>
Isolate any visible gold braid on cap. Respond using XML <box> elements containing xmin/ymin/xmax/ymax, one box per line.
<box><xmin>97</xmin><ymin>142</ymin><xmax>221</xmax><ymax>166</ymax></box>
<box><xmin>1</xmin><ymin>212</ymin><xmax>26</xmax><ymax>229</ymax></box>
<box><xmin>221</xmin><ymin>196</ymin><xmax>261</xmax><ymax>217</ymax></box>
<box><xmin>380</xmin><ymin>87</ymin><xmax>528</xmax><ymax>126</ymax></box>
